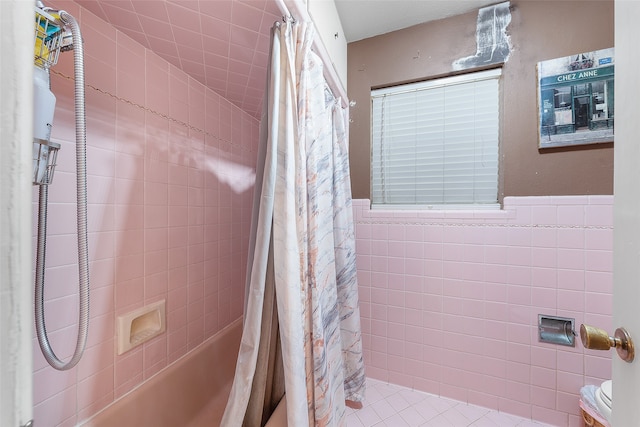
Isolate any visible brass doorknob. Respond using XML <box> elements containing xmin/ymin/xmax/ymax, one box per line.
<box><xmin>580</xmin><ymin>324</ymin><xmax>635</xmax><ymax>363</ymax></box>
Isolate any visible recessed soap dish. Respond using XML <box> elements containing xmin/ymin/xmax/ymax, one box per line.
<box><xmin>117</xmin><ymin>300</ymin><xmax>166</xmax><ymax>355</ymax></box>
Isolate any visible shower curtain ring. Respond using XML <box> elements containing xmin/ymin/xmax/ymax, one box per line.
<box><xmin>282</xmin><ymin>14</ymin><xmax>297</xmax><ymax>24</ymax></box>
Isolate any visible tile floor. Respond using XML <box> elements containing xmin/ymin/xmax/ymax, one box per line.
<box><xmin>346</xmin><ymin>379</ymin><xmax>554</xmax><ymax>427</ymax></box>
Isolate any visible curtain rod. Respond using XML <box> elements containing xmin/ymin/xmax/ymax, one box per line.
<box><xmin>274</xmin><ymin>0</ymin><xmax>349</xmax><ymax>109</ymax></box>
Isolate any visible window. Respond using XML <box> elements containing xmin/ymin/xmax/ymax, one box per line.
<box><xmin>371</xmin><ymin>68</ymin><xmax>501</xmax><ymax>208</ymax></box>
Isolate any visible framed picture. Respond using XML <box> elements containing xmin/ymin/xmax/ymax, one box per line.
<box><xmin>537</xmin><ymin>47</ymin><xmax>614</xmax><ymax>149</ymax></box>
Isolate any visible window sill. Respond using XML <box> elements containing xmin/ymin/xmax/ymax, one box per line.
<box><xmin>371</xmin><ymin>203</ymin><xmax>501</xmax><ymax>211</ymax></box>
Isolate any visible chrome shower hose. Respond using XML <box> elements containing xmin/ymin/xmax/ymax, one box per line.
<box><xmin>34</xmin><ymin>10</ymin><xmax>90</xmax><ymax>371</ymax></box>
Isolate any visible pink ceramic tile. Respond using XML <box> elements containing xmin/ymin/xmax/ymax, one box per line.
<box><xmin>507</xmin><ymin>323</ymin><xmax>531</xmax><ymax>346</ymax></box>
<box><xmin>188</xmin><ymin>247</ymin><xmax>205</xmax><ymax>272</ymax></box>
<box><xmin>87</xmin><ymin>176</ymin><xmax>115</xmax><ymax>209</ymax></box>
<box><xmin>188</xmin><ymin>168</ymin><xmax>205</xmax><ymax>189</ymax></box>
<box><xmin>144</xmin><ymin>227</ymin><xmax>168</xmax><ymax>251</ymax></box>
<box><xmin>45</xmin><ymin>204</ymin><xmax>78</xmax><ymax>236</ymax></box>
<box><xmin>558</xmin><ymin>370</ymin><xmax>584</xmax><ymax>393</ymax></box>
<box><xmin>483</xmin><ymin>226</ymin><xmax>509</xmax><ymax>246</ymax></box>
<box><xmin>587</xmin><ymin>195</ymin><xmax>613</xmax><ymax>205</ymax></box>
<box><xmin>529</xmin><ymin>365</ymin><xmax>556</xmax><ymax>391</ymax></box>
<box><xmin>33</xmin><ymin>364</ymin><xmax>78</xmax><ymax>406</ymax></box>
<box><xmin>217</xmin><ymin>286</ymin><xmax>232</xmax><ymax>323</ymax></box>
<box><xmin>484</xmin><ymin>264</ymin><xmax>507</xmax><ymax>287</ymax></box>
<box><xmin>584</xmin><ymin>354</ymin><xmax>611</xmax><ymax>380</ymax></box>
<box><xmin>145</xmin><ymin>271</ymin><xmax>168</xmax><ymax>299</ymax></box>
<box><xmin>114</xmin><ymin>346</ymin><xmax>143</xmax><ymax>392</ymax></box>
<box><xmin>229</xmin><ymin>24</ymin><xmax>259</xmax><ymax>49</ymax></box>
<box><xmin>85</xmin><ymin>312</ymin><xmax>115</xmax><ymax>348</ymax></box>
<box><xmin>77</xmin><ymin>365</ymin><xmax>114</xmax><ymax>416</ymax></box>
<box><xmin>187</xmin><ymin>317</ymin><xmax>205</xmax><ymax>349</ymax></box>
<box><xmin>143</xmin><ymin>334</ymin><xmax>167</xmax><ymax>372</ymax></box>
<box><xmin>530</xmin><ymin>385</ymin><xmax>556</xmax><ymax>410</ymax></box>
<box><xmin>557</xmin><ymin>205</ymin><xmax>585</xmax><ymax>226</ymax></box>
<box><xmin>168</xmin><ymin>66</ymin><xmax>190</xmax><ymax>104</ymax></box>
<box><xmin>143</xmin><ymin>358</ymin><xmax>167</xmax><ymax>381</ymax></box>
<box><xmin>458</xmin><ymin>266</ymin><xmax>481</xmax><ymax>287</ymax></box>
<box><xmin>584</xmin><ymin>270</ymin><xmax>613</xmax><ymax>294</ymax></box>
<box><xmin>442</xmin><ymin>244</ymin><xmax>463</xmax><ymax>262</ymax></box>
<box><xmin>115</xmin><ymin>277</ymin><xmax>144</xmax><ymax>311</ymax></box>
<box><xmin>507</xmin><ymin>227</ymin><xmax>532</xmax><ymax>247</ymax></box>
<box><xmin>218</xmin><ymin>101</ymin><xmax>233</xmax><ymax>143</ymax></box>
<box><xmin>33</xmin><ymin>385</ymin><xmax>77</xmax><ymax>427</ymax></box>
<box><xmin>557</xmin><ymin>228</ymin><xmax>585</xmax><ymax>249</ymax></box>
<box><xmin>557</xmin><ymin>269</ymin><xmax>586</xmax><ymax>291</ymax></box>
<box><xmin>144</xmin><ymin>249</ymin><xmax>168</xmax><ymax>274</ymax></box>
<box><xmin>170</xmin><ymin>99</ymin><xmax>190</xmax><ymax>125</ymax></box>
<box><xmin>402</xmin><ymin>241</ymin><xmax>423</xmax><ymax>259</ymax></box>
<box><xmin>531</xmin><ymin>247</ymin><xmax>557</xmax><ymax>269</ymax></box>
<box><xmin>89</xmin><ymin>285</ymin><xmax>115</xmax><ymax>319</ymax></box>
<box><xmin>529</xmin><ymin>406</ymin><xmax>568</xmax><ymax>427</ymax></box>
<box><xmin>585</xmin><ymin>204</ymin><xmax>613</xmax><ymax>227</ymax></box>
<box><xmin>144</xmin><ymin>181</ymin><xmax>168</xmax><ymax>205</ymax></box>
<box><xmin>507</xmin><ymin>283</ymin><xmax>531</xmax><ymax>306</ymax></box>
<box><xmin>167</xmin><ymin>327</ymin><xmax>188</xmax><ymax>364</ymax></box>
<box><xmin>556</xmin><ymin>349</ymin><xmax>583</xmax><ymax>375</ymax></box>
<box><xmin>556</xmin><ymin>248</ymin><xmax>585</xmax><ymax>270</ymax></box>
<box><xmin>585</xmin><ymin>249</ymin><xmax>613</xmax><ymax>273</ymax></box>
<box><xmin>44</xmin><ymin>295</ymin><xmax>83</xmax><ymax>333</ymax></box>
<box><xmin>585</xmin><ymin>228</ymin><xmax>613</xmax><ymax>251</ymax></box>
<box><xmin>370</xmin><ymin>224</ymin><xmax>388</xmax><ymax>240</ymax></box>
<box><xmin>531</xmin><ymin>286</ymin><xmax>556</xmax><ymax>309</ymax></box>
<box><xmin>388</xmin><ymin>257</ymin><xmax>404</xmax><ymax>274</ymax></box>
<box><xmin>584</xmin><ymin>291</ymin><xmax>613</xmax><ymax>316</ymax></box>
<box><xmin>483</xmin><ymin>244</ymin><xmax>507</xmax><ymax>265</ymax></box>
<box><xmin>385</xmin><ymin>224</ymin><xmax>404</xmax><ymax>241</ymax></box>
<box><xmin>39</xmin><ymin>265</ymin><xmax>78</xmax><ymax>300</ymax></box>
<box><xmin>115</xmin><ymin>253</ymin><xmax>144</xmax><ymax>283</ymax></box>
<box><xmin>557</xmin><ymin>289</ymin><xmax>584</xmax><ymax>312</ymax></box>
<box><xmin>462</xmin><ymin>244</ymin><xmax>484</xmax><ymax>264</ymax></box>
<box><xmin>530</xmin><ymin>227</ymin><xmax>557</xmax><ymax>249</ymax></box>
<box><xmin>167</xmin><ymin>205</ymin><xmax>188</xmax><ymax>228</ymax></box>
<box><xmin>167</xmin><ymin>244</ymin><xmax>188</xmax><ymax>270</ymax></box>
<box><xmin>461</xmin><ymin>298</ymin><xmax>483</xmax><ymax>319</ymax></box>
<box><xmin>88</xmin><ymin>258</ymin><xmax>117</xmax><ymax>290</ymax></box>
<box><xmin>530</xmin><ymin>205</ymin><xmax>557</xmax><ymax>226</ymax></box>
<box><xmin>115</xmin><ymin>106</ymin><xmax>145</xmax><ymax>156</ymax></box>
<box><xmin>530</xmin><ymin>346</ymin><xmax>557</xmax><ymax>370</ymax></box>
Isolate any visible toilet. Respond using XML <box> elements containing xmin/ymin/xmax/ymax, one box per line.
<box><xmin>595</xmin><ymin>380</ymin><xmax>612</xmax><ymax>423</ymax></box>
<box><xmin>579</xmin><ymin>380</ymin><xmax>612</xmax><ymax>427</ymax></box>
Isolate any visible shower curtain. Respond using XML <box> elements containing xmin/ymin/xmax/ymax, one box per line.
<box><xmin>221</xmin><ymin>20</ymin><xmax>365</xmax><ymax>427</ymax></box>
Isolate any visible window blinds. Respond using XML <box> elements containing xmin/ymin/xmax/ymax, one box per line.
<box><xmin>371</xmin><ymin>68</ymin><xmax>501</xmax><ymax>207</ymax></box>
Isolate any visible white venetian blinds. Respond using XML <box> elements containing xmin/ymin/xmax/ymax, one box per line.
<box><xmin>371</xmin><ymin>68</ymin><xmax>501</xmax><ymax>207</ymax></box>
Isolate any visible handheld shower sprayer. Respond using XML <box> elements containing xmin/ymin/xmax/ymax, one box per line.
<box><xmin>33</xmin><ymin>2</ymin><xmax>90</xmax><ymax>371</ymax></box>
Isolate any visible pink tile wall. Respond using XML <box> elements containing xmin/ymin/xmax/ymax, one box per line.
<box><xmin>353</xmin><ymin>196</ymin><xmax>614</xmax><ymax>427</ymax></box>
<box><xmin>32</xmin><ymin>3</ymin><xmax>257</xmax><ymax>425</ymax></box>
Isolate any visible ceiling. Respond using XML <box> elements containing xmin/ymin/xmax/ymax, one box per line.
<box><xmin>334</xmin><ymin>0</ymin><xmax>498</xmax><ymax>42</ymax></box>
<box><xmin>74</xmin><ymin>0</ymin><xmax>496</xmax><ymax>118</ymax></box>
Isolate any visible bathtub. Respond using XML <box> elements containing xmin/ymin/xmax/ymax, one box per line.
<box><xmin>80</xmin><ymin>319</ymin><xmax>242</xmax><ymax>427</ymax></box>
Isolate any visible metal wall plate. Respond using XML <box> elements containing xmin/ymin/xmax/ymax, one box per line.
<box><xmin>538</xmin><ymin>315</ymin><xmax>576</xmax><ymax>347</ymax></box>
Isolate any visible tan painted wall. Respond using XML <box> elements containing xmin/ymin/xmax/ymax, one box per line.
<box><xmin>347</xmin><ymin>0</ymin><xmax>614</xmax><ymax>201</ymax></box>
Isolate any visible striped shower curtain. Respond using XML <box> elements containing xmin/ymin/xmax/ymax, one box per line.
<box><xmin>221</xmin><ymin>20</ymin><xmax>365</xmax><ymax>427</ymax></box>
